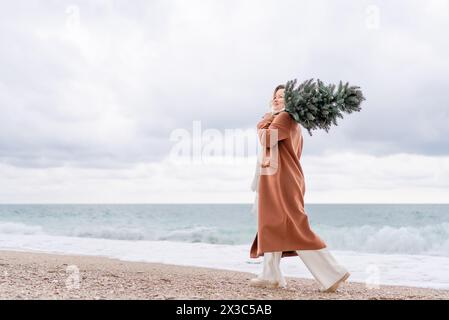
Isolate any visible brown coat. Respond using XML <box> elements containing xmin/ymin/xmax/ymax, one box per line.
<box><xmin>250</xmin><ymin>111</ymin><xmax>326</xmax><ymax>258</ymax></box>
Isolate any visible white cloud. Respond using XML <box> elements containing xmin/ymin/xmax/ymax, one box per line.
<box><xmin>0</xmin><ymin>0</ymin><xmax>448</xmax><ymax>202</ymax></box>
<box><xmin>1</xmin><ymin>152</ymin><xmax>448</xmax><ymax>204</ymax></box>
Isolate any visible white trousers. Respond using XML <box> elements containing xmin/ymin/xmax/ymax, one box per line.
<box><xmin>257</xmin><ymin>248</ymin><xmax>348</xmax><ymax>290</ymax></box>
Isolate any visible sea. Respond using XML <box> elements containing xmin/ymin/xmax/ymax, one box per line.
<box><xmin>0</xmin><ymin>203</ymin><xmax>448</xmax><ymax>289</ymax></box>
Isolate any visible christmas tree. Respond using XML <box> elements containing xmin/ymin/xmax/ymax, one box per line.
<box><xmin>284</xmin><ymin>78</ymin><xmax>365</xmax><ymax>136</ymax></box>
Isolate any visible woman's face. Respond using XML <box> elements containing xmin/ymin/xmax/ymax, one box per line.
<box><xmin>272</xmin><ymin>88</ymin><xmax>285</xmax><ymax>111</ymax></box>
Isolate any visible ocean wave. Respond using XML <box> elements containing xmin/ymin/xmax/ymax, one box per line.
<box><xmin>68</xmin><ymin>226</ymin><xmax>232</xmax><ymax>243</ymax></box>
<box><xmin>320</xmin><ymin>223</ymin><xmax>449</xmax><ymax>257</ymax></box>
<box><xmin>157</xmin><ymin>226</ymin><xmax>227</xmax><ymax>244</ymax></box>
<box><xmin>0</xmin><ymin>222</ymin><xmax>44</xmax><ymax>235</ymax></box>
<box><xmin>0</xmin><ymin>222</ymin><xmax>229</xmax><ymax>243</ymax></box>
<box><xmin>2</xmin><ymin>220</ymin><xmax>449</xmax><ymax>257</ymax></box>
<box><xmin>67</xmin><ymin>227</ymin><xmax>147</xmax><ymax>241</ymax></box>
<box><xmin>0</xmin><ymin>222</ymin><xmax>148</xmax><ymax>241</ymax></box>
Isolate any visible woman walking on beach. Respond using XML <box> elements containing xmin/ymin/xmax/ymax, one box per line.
<box><xmin>249</xmin><ymin>84</ymin><xmax>350</xmax><ymax>292</ymax></box>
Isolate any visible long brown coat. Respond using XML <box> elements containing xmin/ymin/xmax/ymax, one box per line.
<box><xmin>250</xmin><ymin>111</ymin><xmax>327</xmax><ymax>258</ymax></box>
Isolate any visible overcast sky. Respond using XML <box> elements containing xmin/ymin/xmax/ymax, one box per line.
<box><xmin>1</xmin><ymin>0</ymin><xmax>448</xmax><ymax>204</ymax></box>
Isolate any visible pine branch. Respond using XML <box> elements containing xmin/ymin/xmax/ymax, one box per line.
<box><xmin>284</xmin><ymin>78</ymin><xmax>366</xmax><ymax>136</ymax></box>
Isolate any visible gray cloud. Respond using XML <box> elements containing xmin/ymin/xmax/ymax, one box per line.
<box><xmin>1</xmin><ymin>0</ymin><xmax>448</xmax><ymax>170</ymax></box>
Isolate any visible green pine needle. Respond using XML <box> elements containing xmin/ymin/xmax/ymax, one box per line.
<box><xmin>284</xmin><ymin>78</ymin><xmax>366</xmax><ymax>136</ymax></box>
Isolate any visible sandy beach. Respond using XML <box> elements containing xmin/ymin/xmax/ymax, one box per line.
<box><xmin>0</xmin><ymin>250</ymin><xmax>447</xmax><ymax>300</ymax></box>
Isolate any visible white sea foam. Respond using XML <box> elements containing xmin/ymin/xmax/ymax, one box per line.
<box><xmin>2</xmin><ymin>221</ymin><xmax>449</xmax><ymax>257</ymax></box>
<box><xmin>0</xmin><ymin>222</ymin><xmax>44</xmax><ymax>235</ymax></box>
<box><xmin>0</xmin><ymin>233</ymin><xmax>448</xmax><ymax>290</ymax></box>
<box><xmin>320</xmin><ymin>223</ymin><xmax>449</xmax><ymax>257</ymax></box>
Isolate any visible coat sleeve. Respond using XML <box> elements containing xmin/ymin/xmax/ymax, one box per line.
<box><xmin>257</xmin><ymin>111</ymin><xmax>292</xmax><ymax>148</ymax></box>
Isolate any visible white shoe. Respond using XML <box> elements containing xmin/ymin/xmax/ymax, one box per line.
<box><xmin>249</xmin><ymin>278</ymin><xmax>281</xmax><ymax>288</ymax></box>
<box><xmin>321</xmin><ymin>272</ymin><xmax>350</xmax><ymax>293</ymax></box>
